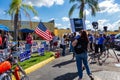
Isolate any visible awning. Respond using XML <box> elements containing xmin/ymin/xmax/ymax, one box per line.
<box><xmin>0</xmin><ymin>24</ymin><xmax>9</xmax><ymax>31</ymax></box>
<box><xmin>19</xmin><ymin>28</ymin><xmax>34</xmax><ymax>33</ymax></box>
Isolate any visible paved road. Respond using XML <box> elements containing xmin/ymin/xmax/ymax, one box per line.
<box><xmin>28</xmin><ymin>49</ymin><xmax>120</xmax><ymax>80</ymax></box>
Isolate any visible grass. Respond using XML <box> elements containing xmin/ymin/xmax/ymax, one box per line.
<box><xmin>18</xmin><ymin>51</ymin><xmax>54</xmax><ymax>69</ymax></box>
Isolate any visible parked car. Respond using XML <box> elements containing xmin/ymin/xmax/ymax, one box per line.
<box><xmin>114</xmin><ymin>33</ymin><xmax>120</xmax><ymax>49</ymax></box>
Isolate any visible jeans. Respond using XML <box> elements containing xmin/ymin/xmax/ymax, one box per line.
<box><xmin>25</xmin><ymin>44</ymin><xmax>32</xmax><ymax>50</ymax></box>
<box><xmin>69</xmin><ymin>42</ymin><xmax>75</xmax><ymax>52</ymax></box>
<box><xmin>62</xmin><ymin>45</ymin><xmax>66</xmax><ymax>56</ymax></box>
<box><xmin>75</xmin><ymin>52</ymin><xmax>92</xmax><ymax>79</ymax></box>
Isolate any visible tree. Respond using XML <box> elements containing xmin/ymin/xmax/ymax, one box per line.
<box><xmin>69</xmin><ymin>0</ymin><xmax>99</xmax><ymax>18</ymax></box>
<box><xmin>7</xmin><ymin>0</ymin><xmax>38</xmax><ymax>41</ymax></box>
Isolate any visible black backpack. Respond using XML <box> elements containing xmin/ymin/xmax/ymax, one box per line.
<box><xmin>74</xmin><ymin>38</ymin><xmax>85</xmax><ymax>54</ymax></box>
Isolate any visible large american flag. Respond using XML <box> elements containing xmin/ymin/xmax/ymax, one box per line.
<box><xmin>35</xmin><ymin>22</ymin><xmax>53</xmax><ymax>41</ymax></box>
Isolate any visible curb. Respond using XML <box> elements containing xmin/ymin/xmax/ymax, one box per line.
<box><xmin>12</xmin><ymin>56</ymin><xmax>55</xmax><ymax>80</ymax></box>
<box><xmin>25</xmin><ymin>56</ymin><xmax>55</xmax><ymax>74</ymax></box>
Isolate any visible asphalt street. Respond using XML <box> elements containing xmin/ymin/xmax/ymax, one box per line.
<box><xmin>28</xmin><ymin>49</ymin><xmax>120</xmax><ymax>80</ymax></box>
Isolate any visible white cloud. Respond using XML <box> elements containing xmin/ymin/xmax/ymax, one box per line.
<box><xmin>55</xmin><ymin>23</ymin><xmax>62</xmax><ymax>27</ymax></box>
<box><xmin>60</xmin><ymin>26</ymin><xmax>68</xmax><ymax>29</ymax></box>
<box><xmin>98</xmin><ymin>19</ymin><xmax>109</xmax><ymax>26</ymax></box>
<box><xmin>106</xmin><ymin>23</ymin><xmax>114</xmax><ymax>30</ymax></box>
<box><xmin>85</xmin><ymin>19</ymin><xmax>111</xmax><ymax>30</ymax></box>
<box><xmin>88</xmin><ymin>19</ymin><xmax>120</xmax><ymax>31</ymax></box>
<box><xmin>55</xmin><ymin>0</ymin><xmax>64</xmax><ymax>5</ymax></box>
<box><xmin>86</xmin><ymin>24</ymin><xmax>92</xmax><ymax>30</ymax></box>
<box><xmin>97</xmin><ymin>19</ymin><xmax>109</xmax><ymax>30</ymax></box>
<box><xmin>99</xmin><ymin>0</ymin><xmax>120</xmax><ymax>13</ymax></box>
<box><xmin>55</xmin><ymin>22</ymin><xmax>69</xmax><ymax>29</ymax></box>
<box><xmin>24</xmin><ymin>0</ymin><xmax>64</xmax><ymax>7</ymax></box>
<box><xmin>0</xmin><ymin>9</ymin><xmax>5</xmax><ymax>15</ymax></box>
<box><xmin>110</xmin><ymin>20</ymin><xmax>120</xmax><ymax>30</ymax></box>
<box><xmin>62</xmin><ymin>17</ymin><xmax>69</xmax><ymax>22</ymax></box>
<box><xmin>83</xmin><ymin>19</ymin><xmax>119</xmax><ymax>31</ymax></box>
<box><xmin>85</xmin><ymin>20</ymin><xmax>90</xmax><ymax>24</ymax></box>
<box><xmin>50</xmin><ymin>18</ymin><xmax>55</xmax><ymax>21</ymax></box>
<box><xmin>32</xmin><ymin>16</ymin><xmax>40</xmax><ymax>21</ymax></box>
<box><xmin>85</xmin><ymin>9</ymin><xmax>90</xmax><ymax>15</ymax></box>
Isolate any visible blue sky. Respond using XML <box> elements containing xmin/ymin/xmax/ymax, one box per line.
<box><xmin>0</xmin><ymin>0</ymin><xmax>120</xmax><ymax>31</ymax></box>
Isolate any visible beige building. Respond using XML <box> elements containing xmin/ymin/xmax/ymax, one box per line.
<box><xmin>54</xmin><ymin>28</ymin><xmax>71</xmax><ymax>38</ymax></box>
<box><xmin>0</xmin><ymin>19</ymin><xmax>55</xmax><ymax>40</ymax></box>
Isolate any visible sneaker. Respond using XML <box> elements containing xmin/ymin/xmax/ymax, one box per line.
<box><xmin>89</xmin><ymin>75</ymin><xmax>94</xmax><ymax>80</ymax></box>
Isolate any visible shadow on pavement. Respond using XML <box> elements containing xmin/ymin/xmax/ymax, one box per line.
<box><xmin>52</xmin><ymin>59</ymin><xmax>75</xmax><ymax>68</ymax></box>
<box><xmin>54</xmin><ymin>72</ymin><xmax>78</xmax><ymax>80</ymax></box>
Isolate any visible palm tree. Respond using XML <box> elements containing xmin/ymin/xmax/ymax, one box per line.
<box><xmin>7</xmin><ymin>0</ymin><xmax>38</xmax><ymax>41</ymax></box>
<box><xmin>69</xmin><ymin>0</ymin><xmax>99</xmax><ymax>18</ymax></box>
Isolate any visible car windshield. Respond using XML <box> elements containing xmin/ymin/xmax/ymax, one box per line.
<box><xmin>115</xmin><ymin>33</ymin><xmax>120</xmax><ymax>39</ymax></box>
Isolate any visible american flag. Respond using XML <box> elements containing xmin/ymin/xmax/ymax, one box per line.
<box><xmin>35</xmin><ymin>22</ymin><xmax>53</xmax><ymax>41</ymax></box>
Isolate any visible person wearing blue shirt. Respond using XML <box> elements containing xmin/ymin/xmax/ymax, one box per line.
<box><xmin>98</xmin><ymin>34</ymin><xmax>105</xmax><ymax>54</ymax></box>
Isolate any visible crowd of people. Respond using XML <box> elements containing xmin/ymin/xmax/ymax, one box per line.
<box><xmin>0</xmin><ymin>30</ymin><xmax>116</xmax><ymax>80</ymax></box>
<box><xmin>57</xmin><ymin>31</ymin><xmax>115</xmax><ymax>57</ymax></box>
<box><xmin>50</xmin><ymin>30</ymin><xmax>116</xmax><ymax>80</ymax></box>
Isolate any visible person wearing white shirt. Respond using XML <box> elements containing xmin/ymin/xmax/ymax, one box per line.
<box><xmin>61</xmin><ymin>35</ymin><xmax>67</xmax><ymax>56</ymax></box>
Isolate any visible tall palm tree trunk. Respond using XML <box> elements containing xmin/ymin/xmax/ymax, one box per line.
<box><xmin>14</xmin><ymin>13</ymin><xmax>18</xmax><ymax>42</ymax></box>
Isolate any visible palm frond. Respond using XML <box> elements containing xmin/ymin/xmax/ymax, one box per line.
<box><xmin>69</xmin><ymin>0</ymin><xmax>76</xmax><ymax>3</ymax></box>
<box><xmin>69</xmin><ymin>4</ymin><xmax>77</xmax><ymax>18</ymax></box>
<box><xmin>87</xmin><ymin>0</ymin><xmax>99</xmax><ymax>16</ymax></box>
<box><xmin>22</xmin><ymin>4</ymin><xmax>38</xmax><ymax>16</ymax></box>
<box><xmin>7</xmin><ymin>0</ymin><xmax>22</xmax><ymax>15</ymax></box>
<box><xmin>20</xmin><ymin>7</ymin><xmax>33</xmax><ymax>27</ymax></box>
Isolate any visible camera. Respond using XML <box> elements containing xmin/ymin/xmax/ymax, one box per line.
<box><xmin>103</xmin><ymin>26</ymin><xmax>107</xmax><ymax>32</ymax></box>
<box><xmin>92</xmin><ymin>22</ymin><xmax>98</xmax><ymax>29</ymax></box>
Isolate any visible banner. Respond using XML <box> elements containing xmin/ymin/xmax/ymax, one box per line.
<box><xmin>70</xmin><ymin>18</ymin><xmax>85</xmax><ymax>32</ymax></box>
<box><xmin>38</xmin><ymin>44</ymin><xmax>44</xmax><ymax>56</ymax></box>
<box><xmin>19</xmin><ymin>50</ymin><xmax>31</xmax><ymax>62</ymax></box>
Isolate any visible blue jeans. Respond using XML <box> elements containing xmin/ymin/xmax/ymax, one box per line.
<box><xmin>69</xmin><ymin>42</ymin><xmax>74</xmax><ymax>52</ymax></box>
<box><xmin>75</xmin><ymin>52</ymin><xmax>92</xmax><ymax>79</ymax></box>
<box><xmin>62</xmin><ymin>45</ymin><xmax>66</xmax><ymax>56</ymax></box>
<box><xmin>25</xmin><ymin>44</ymin><xmax>32</xmax><ymax>50</ymax></box>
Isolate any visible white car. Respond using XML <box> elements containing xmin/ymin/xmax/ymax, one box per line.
<box><xmin>114</xmin><ymin>33</ymin><xmax>120</xmax><ymax>49</ymax></box>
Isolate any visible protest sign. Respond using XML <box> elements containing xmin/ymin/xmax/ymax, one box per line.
<box><xmin>70</xmin><ymin>18</ymin><xmax>85</xmax><ymax>32</ymax></box>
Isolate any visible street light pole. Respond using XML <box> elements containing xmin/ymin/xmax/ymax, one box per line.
<box><xmin>92</xmin><ymin>22</ymin><xmax>98</xmax><ymax>36</ymax></box>
<box><xmin>103</xmin><ymin>26</ymin><xmax>107</xmax><ymax>35</ymax></box>
<box><xmin>90</xmin><ymin>22</ymin><xmax>98</xmax><ymax>63</ymax></box>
